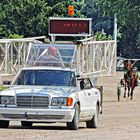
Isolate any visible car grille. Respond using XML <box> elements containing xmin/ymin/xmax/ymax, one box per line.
<box><xmin>16</xmin><ymin>96</ymin><xmax>49</xmax><ymax>108</ymax></box>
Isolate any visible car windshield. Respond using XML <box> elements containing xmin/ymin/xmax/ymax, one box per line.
<box><xmin>14</xmin><ymin>70</ymin><xmax>76</xmax><ymax>86</ymax></box>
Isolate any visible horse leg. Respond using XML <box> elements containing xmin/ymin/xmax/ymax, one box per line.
<box><xmin>130</xmin><ymin>80</ymin><xmax>136</xmax><ymax>100</ymax></box>
<box><xmin>124</xmin><ymin>84</ymin><xmax>127</xmax><ymax>98</ymax></box>
<box><xmin>130</xmin><ymin>87</ymin><xmax>134</xmax><ymax>100</ymax></box>
<box><xmin>131</xmin><ymin>73</ymin><xmax>139</xmax><ymax>100</ymax></box>
<box><xmin>128</xmin><ymin>88</ymin><xmax>130</xmax><ymax>97</ymax></box>
<box><xmin>127</xmin><ymin>82</ymin><xmax>130</xmax><ymax>97</ymax></box>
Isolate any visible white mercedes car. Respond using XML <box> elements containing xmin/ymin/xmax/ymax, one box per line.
<box><xmin>0</xmin><ymin>67</ymin><xmax>102</xmax><ymax>130</ymax></box>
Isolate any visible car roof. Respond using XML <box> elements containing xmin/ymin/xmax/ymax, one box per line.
<box><xmin>21</xmin><ymin>66</ymin><xmax>76</xmax><ymax>72</ymax></box>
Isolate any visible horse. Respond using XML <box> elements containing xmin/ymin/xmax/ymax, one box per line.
<box><xmin>123</xmin><ymin>66</ymin><xmax>139</xmax><ymax>100</ymax></box>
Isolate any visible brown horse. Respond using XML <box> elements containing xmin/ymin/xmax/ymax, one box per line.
<box><xmin>124</xmin><ymin>67</ymin><xmax>139</xmax><ymax>100</ymax></box>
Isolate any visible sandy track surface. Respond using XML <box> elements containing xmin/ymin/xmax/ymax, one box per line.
<box><xmin>0</xmin><ymin>72</ymin><xmax>140</xmax><ymax>140</ymax></box>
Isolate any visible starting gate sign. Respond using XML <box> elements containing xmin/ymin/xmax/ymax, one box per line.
<box><xmin>48</xmin><ymin>17</ymin><xmax>92</xmax><ymax>36</ymax></box>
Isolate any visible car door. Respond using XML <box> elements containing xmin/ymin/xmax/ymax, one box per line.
<box><xmin>77</xmin><ymin>79</ymin><xmax>90</xmax><ymax>117</ymax></box>
<box><xmin>77</xmin><ymin>78</ymin><xmax>95</xmax><ymax>117</ymax></box>
<box><xmin>84</xmin><ymin>78</ymin><xmax>97</xmax><ymax>116</ymax></box>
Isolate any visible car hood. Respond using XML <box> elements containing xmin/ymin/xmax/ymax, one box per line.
<box><xmin>0</xmin><ymin>86</ymin><xmax>78</xmax><ymax>97</ymax></box>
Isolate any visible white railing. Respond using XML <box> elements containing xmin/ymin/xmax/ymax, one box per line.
<box><xmin>0</xmin><ymin>37</ymin><xmax>116</xmax><ymax>78</ymax></box>
<box><xmin>76</xmin><ymin>39</ymin><xmax>116</xmax><ymax>77</ymax></box>
<box><xmin>0</xmin><ymin>38</ymin><xmax>43</xmax><ymax>74</ymax></box>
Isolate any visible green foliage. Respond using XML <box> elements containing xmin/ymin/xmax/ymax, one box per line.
<box><xmin>0</xmin><ymin>0</ymin><xmax>50</xmax><ymax>37</ymax></box>
<box><xmin>0</xmin><ymin>86</ymin><xmax>9</xmax><ymax>91</ymax></box>
<box><xmin>94</xmin><ymin>31</ymin><xmax>112</xmax><ymax>41</ymax></box>
<box><xmin>95</xmin><ymin>0</ymin><xmax>140</xmax><ymax>28</ymax></box>
<box><xmin>8</xmin><ymin>34</ymin><xmax>24</xmax><ymax>39</ymax></box>
<box><xmin>71</xmin><ymin>1</ymin><xmax>85</xmax><ymax>17</ymax></box>
<box><xmin>81</xmin><ymin>0</ymin><xmax>99</xmax><ymax>18</ymax></box>
<box><xmin>95</xmin><ymin>0</ymin><xmax>140</xmax><ymax>57</ymax></box>
<box><xmin>81</xmin><ymin>0</ymin><xmax>114</xmax><ymax>37</ymax></box>
<box><xmin>0</xmin><ymin>0</ymin><xmax>85</xmax><ymax>38</ymax></box>
<box><xmin>136</xmin><ymin>34</ymin><xmax>140</xmax><ymax>48</ymax></box>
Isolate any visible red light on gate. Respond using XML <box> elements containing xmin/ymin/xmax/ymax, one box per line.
<box><xmin>68</xmin><ymin>5</ymin><xmax>74</xmax><ymax>16</ymax></box>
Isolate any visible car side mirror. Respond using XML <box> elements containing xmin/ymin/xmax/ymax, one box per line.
<box><xmin>76</xmin><ymin>75</ymin><xmax>80</xmax><ymax>78</ymax></box>
<box><xmin>3</xmin><ymin>81</ymin><xmax>11</xmax><ymax>85</ymax></box>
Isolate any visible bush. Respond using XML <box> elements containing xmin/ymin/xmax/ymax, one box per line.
<box><xmin>0</xmin><ymin>86</ymin><xmax>9</xmax><ymax>91</ymax></box>
<box><xmin>94</xmin><ymin>31</ymin><xmax>112</xmax><ymax>41</ymax></box>
<box><xmin>8</xmin><ymin>34</ymin><xmax>24</xmax><ymax>39</ymax></box>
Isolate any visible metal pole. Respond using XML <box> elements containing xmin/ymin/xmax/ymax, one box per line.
<box><xmin>114</xmin><ymin>14</ymin><xmax>117</xmax><ymax>75</ymax></box>
<box><xmin>114</xmin><ymin>14</ymin><xmax>117</xmax><ymax>42</ymax></box>
<box><xmin>5</xmin><ymin>43</ymin><xmax>8</xmax><ymax>74</ymax></box>
<box><xmin>51</xmin><ymin>36</ymin><xmax>56</xmax><ymax>43</ymax></box>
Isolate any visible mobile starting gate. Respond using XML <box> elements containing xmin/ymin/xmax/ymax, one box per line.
<box><xmin>0</xmin><ymin>37</ymin><xmax>116</xmax><ymax>77</ymax></box>
<box><xmin>0</xmin><ymin>17</ymin><xmax>116</xmax><ymax>83</ymax></box>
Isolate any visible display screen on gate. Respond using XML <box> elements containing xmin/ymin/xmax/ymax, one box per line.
<box><xmin>49</xmin><ymin>18</ymin><xmax>92</xmax><ymax>36</ymax></box>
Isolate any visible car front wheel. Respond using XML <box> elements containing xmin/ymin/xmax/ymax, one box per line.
<box><xmin>21</xmin><ymin>121</ymin><xmax>32</xmax><ymax>127</ymax></box>
<box><xmin>0</xmin><ymin>120</ymin><xmax>9</xmax><ymax>128</ymax></box>
<box><xmin>67</xmin><ymin>104</ymin><xmax>80</xmax><ymax>130</ymax></box>
<box><xmin>86</xmin><ymin>105</ymin><xmax>99</xmax><ymax>128</ymax></box>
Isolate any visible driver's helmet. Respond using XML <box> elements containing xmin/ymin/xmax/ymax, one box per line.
<box><xmin>132</xmin><ymin>66</ymin><xmax>138</xmax><ymax>72</ymax></box>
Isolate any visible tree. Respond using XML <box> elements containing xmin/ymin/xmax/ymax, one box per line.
<box><xmin>95</xmin><ymin>0</ymin><xmax>140</xmax><ymax>58</ymax></box>
<box><xmin>0</xmin><ymin>0</ymin><xmax>50</xmax><ymax>37</ymax></box>
<box><xmin>81</xmin><ymin>0</ymin><xmax>114</xmax><ymax>36</ymax></box>
<box><xmin>0</xmin><ymin>0</ymin><xmax>85</xmax><ymax>38</ymax></box>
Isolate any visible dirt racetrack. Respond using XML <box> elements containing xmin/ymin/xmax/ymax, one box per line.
<box><xmin>0</xmin><ymin>72</ymin><xmax>140</xmax><ymax>140</ymax></box>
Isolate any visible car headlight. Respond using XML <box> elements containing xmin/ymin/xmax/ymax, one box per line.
<box><xmin>0</xmin><ymin>96</ymin><xmax>15</xmax><ymax>105</ymax></box>
<box><xmin>51</xmin><ymin>97</ymin><xmax>73</xmax><ymax>106</ymax></box>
